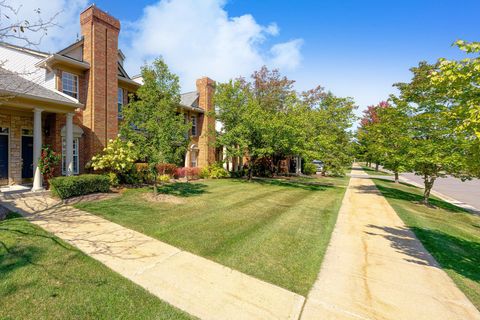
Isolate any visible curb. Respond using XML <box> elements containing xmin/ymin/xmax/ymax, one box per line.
<box><xmin>399</xmin><ymin>176</ymin><xmax>480</xmax><ymax>215</ymax></box>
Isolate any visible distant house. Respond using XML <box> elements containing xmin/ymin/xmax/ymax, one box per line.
<box><xmin>0</xmin><ymin>5</ymin><xmax>216</xmax><ymax>191</ymax></box>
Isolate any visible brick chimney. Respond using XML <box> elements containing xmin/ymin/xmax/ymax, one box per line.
<box><xmin>80</xmin><ymin>5</ymin><xmax>120</xmax><ymax>160</ymax></box>
<box><xmin>196</xmin><ymin>77</ymin><xmax>216</xmax><ymax>166</ymax></box>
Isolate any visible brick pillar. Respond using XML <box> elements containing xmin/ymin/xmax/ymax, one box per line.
<box><xmin>196</xmin><ymin>77</ymin><xmax>216</xmax><ymax>167</ymax></box>
<box><xmin>80</xmin><ymin>5</ymin><xmax>120</xmax><ymax>162</ymax></box>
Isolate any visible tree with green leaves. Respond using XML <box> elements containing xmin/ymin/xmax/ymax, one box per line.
<box><xmin>394</xmin><ymin>62</ymin><xmax>472</xmax><ymax>204</ymax></box>
<box><xmin>216</xmin><ymin>67</ymin><xmax>357</xmax><ymax>179</ymax></box>
<box><xmin>216</xmin><ymin>67</ymin><xmax>307</xmax><ymax>180</ymax></box>
<box><xmin>427</xmin><ymin>40</ymin><xmax>480</xmax><ymax>176</ymax></box>
<box><xmin>302</xmin><ymin>86</ymin><xmax>356</xmax><ymax>176</ymax></box>
<box><xmin>356</xmin><ymin>102</ymin><xmax>388</xmax><ymax>170</ymax></box>
<box><xmin>370</xmin><ymin>99</ymin><xmax>411</xmax><ymax>183</ymax></box>
<box><xmin>121</xmin><ymin>58</ymin><xmax>190</xmax><ymax>193</ymax></box>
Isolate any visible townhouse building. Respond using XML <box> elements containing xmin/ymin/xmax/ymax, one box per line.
<box><xmin>0</xmin><ymin>5</ymin><xmax>216</xmax><ymax>190</ymax></box>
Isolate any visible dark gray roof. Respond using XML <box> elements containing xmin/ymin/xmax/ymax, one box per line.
<box><xmin>0</xmin><ymin>67</ymin><xmax>78</xmax><ymax>105</ymax></box>
<box><xmin>180</xmin><ymin>91</ymin><xmax>199</xmax><ymax>107</ymax></box>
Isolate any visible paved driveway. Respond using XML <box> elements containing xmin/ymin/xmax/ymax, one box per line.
<box><xmin>401</xmin><ymin>173</ymin><xmax>480</xmax><ymax>210</ymax></box>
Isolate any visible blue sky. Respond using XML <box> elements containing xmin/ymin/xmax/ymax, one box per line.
<box><xmin>17</xmin><ymin>0</ymin><xmax>480</xmax><ymax>123</ymax></box>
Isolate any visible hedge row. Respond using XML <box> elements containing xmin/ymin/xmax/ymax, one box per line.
<box><xmin>50</xmin><ymin>174</ymin><xmax>110</xmax><ymax>199</ymax></box>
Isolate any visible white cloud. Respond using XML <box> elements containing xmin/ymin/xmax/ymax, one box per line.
<box><xmin>2</xmin><ymin>0</ymin><xmax>87</xmax><ymax>52</ymax></box>
<box><xmin>123</xmin><ymin>0</ymin><xmax>303</xmax><ymax>90</ymax></box>
<box><xmin>270</xmin><ymin>39</ymin><xmax>303</xmax><ymax>70</ymax></box>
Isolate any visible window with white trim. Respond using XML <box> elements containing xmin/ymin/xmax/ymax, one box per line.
<box><xmin>191</xmin><ymin>151</ymin><xmax>197</xmax><ymax>167</ymax></box>
<box><xmin>191</xmin><ymin>115</ymin><xmax>197</xmax><ymax>136</ymax></box>
<box><xmin>118</xmin><ymin>88</ymin><xmax>124</xmax><ymax>118</ymax></box>
<box><xmin>62</xmin><ymin>72</ymin><xmax>78</xmax><ymax>99</ymax></box>
<box><xmin>62</xmin><ymin>137</ymin><xmax>79</xmax><ymax>175</ymax></box>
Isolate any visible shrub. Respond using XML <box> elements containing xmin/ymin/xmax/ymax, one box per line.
<box><xmin>174</xmin><ymin>167</ymin><xmax>201</xmax><ymax>180</ymax></box>
<box><xmin>135</xmin><ymin>163</ymin><xmax>154</xmax><ymax>184</ymax></box>
<box><xmin>90</xmin><ymin>138</ymin><xmax>138</xmax><ymax>183</ymax></box>
<box><xmin>156</xmin><ymin>163</ymin><xmax>177</xmax><ymax>176</ymax></box>
<box><xmin>38</xmin><ymin>145</ymin><xmax>61</xmax><ymax>185</ymax></box>
<box><xmin>158</xmin><ymin>174</ymin><xmax>170</xmax><ymax>184</ymax></box>
<box><xmin>303</xmin><ymin>163</ymin><xmax>317</xmax><ymax>175</ymax></box>
<box><xmin>200</xmin><ymin>163</ymin><xmax>229</xmax><ymax>179</ymax></box>
<box><xmin>107</xmin><ymin>172</ymin><xmax>120</xmax><ymax>187</ymax></box>
<box><xmin>252</xmin><ymin>157</ymin><xmax>274</xmax><ymax>177</ymax></box>
<box><xmin>50</xmin><ymin>174</ymin><xmax>110</xmax><ymax>199</ymax></box>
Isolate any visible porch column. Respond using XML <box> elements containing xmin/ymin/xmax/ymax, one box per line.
<box><xmin>32</xmin><ymin>108</ymin><xmax>43</xmax><ymax>191</ymax></box>
<box><xmin>185</xmin><ymin>150</ymin><xmax>190</xmax><ymax>168</ymax></box>
<box><xmin>222</xmin><ymin>146</ymin><xmax>228</xmax><ymax>170</ymax></box>
<box><xmin>295</xmin><ymin>156</ymin><xmax>301</xmax><ymax>175</ymax></box>
<box><xmin>65</xmin><ymin>113</ymin><xmax>74</xmax><ymax>176</ymax></box>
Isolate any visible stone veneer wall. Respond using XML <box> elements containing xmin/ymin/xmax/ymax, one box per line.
<box><xmin>0</xmin><ymin>112</ymin><xmax>33</xmax><ymax>185</ymax></box>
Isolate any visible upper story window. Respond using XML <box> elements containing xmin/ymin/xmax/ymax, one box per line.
<box><xmin>191</xmin><ymin>115</ymin><xmax>197</xmax><ymax>136</ymax></box>
<box><xmin>118</xmin><ymin>88</ymin><xmax>124</xmax><ymax>118</ymax></box>
<box><xmin>62</xmin><ymin>72</ymin><xmax>78</xmax><ymax>99</ymax></box>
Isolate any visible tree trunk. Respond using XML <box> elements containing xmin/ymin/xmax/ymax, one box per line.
<box><xmin>247</xmin><ymin>156</ymin><xmax>256</xmax><ymax>181</ymax></box>
<box><xmin>375</xmin><ymin>163</ymin><xmax>379</xmax><ymax>171</ymax></box>
<box><xmin>394</xmin><ymin>172</ymin><xmax>399</xmax><ymax>183</ymax></box>
<box><xmin>422</xmin><ymin>174</ymin><xmax>436</xmax><ymax>205</ymax></box>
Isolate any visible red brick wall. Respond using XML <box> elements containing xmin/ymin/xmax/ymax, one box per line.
<box><xmin>80</xmin><ymin>5</ymin><xmax>120</xmax><ymax>163</ymax></box>
<box><xmin>196</xmin><ymin>77</ymin><xmax>216</xmax><ymax>167</ymax></box>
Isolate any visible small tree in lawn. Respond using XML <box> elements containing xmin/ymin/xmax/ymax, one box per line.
<box><xmin>394</xmin><ymin>62</ymin><xmax>472</xmax><ymax>204</ymax></box>
<box><xmin>121</xmin><ymin>58</ymin><xmax>190</xmax><ymax>194</ymax></box>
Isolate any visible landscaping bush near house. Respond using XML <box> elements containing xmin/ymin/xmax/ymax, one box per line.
<box><xmin>135</xmin><ymin>163</ymin><xmax>154</xmax><ymax>184</ymax></box>
<box><xmin>50</xmin><ymin>174</ymin><xmax>110</xmax><ymax>199</ymax></box>
<box><xmin>175</xmin><ymin>167</ymin><xmax>201</xmax><ymax>180</ymax></box>
<box><xmin>156</xmin><ymin>163</ymin><xmax>177</xmax><ymax>176</ymax></box>
<box><xmin>200</xmin><ymin>163</ymin><xmax>230</xmax><ymax>179</ymax></box>
<box><xmin>303</xmin><ymin>163</ymin><xmax>317</xmax><ymax>175</ymax></box>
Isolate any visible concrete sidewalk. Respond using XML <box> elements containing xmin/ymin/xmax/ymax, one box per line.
<box><xmin>301</xmin><ymin>166</ymin><xmax>480</xmax><ymax>320</ymax></box>
<box><xmin>1</xmin><ymin>192</ymin><xmax>304</xmax><ymax>320</ymax></box>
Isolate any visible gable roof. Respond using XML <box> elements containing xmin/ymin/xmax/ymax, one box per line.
<box><xmin>180</xmin><ymin>91</ymin><xmax>199</xmax><ymax>107</ymax></box>
<box><xmin>0</xmin><ymin>67</ymin><xmax>82</xmax><ymax>107</ymax></box>
<box><xmin>180</xmin><ymin>91</ymin><xmax>204</xmax><ymax>113</ymax></box>
<box><xmin>0</xmin><ymin>42</ymin><xmax>49</xmax><ymax>58</ymax></box>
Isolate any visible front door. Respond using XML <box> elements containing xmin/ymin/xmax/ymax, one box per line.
<box><xmin>22</xmin><ymin>136</ymin><xmax>33</xmax><ymax>179</ymax></box>
<box><xmin>0</xmin><ymin>135</ymin><xmax>8</xmax><ymax>182</ymax></box>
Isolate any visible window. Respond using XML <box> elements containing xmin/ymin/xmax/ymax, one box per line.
<box><xmin>62</xmin><ymin>72</ymin><xmax>78</xmax><ymax>99</ymax></box>
<box><xmin>191</xmin><ymin>115</ymin><xmax>197</xmax><ymax>136</ymax></box>
<box><xmin>62</xmin><ymin>137</ymin><xmax>79</xmax><ymax>175</ymax></box>
<box><xmin>0</xmin><ymin>127</ymin><xmax>9</xmax><ymax>135</ymax></box>
<box><xmin>191</xmin><ymin>151</ymin><xmax>197</xmax><ymax>167</ymax></box>
<box><xmin>118</xmin><ymin>88</ymin><xmax>124</xmax><ymax>118</ymax></box>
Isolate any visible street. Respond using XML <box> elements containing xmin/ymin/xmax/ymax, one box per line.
<box><xmin>401</xmin><ymin>173</ymin><xmax>480</xmax><ymax>210</ymax></box>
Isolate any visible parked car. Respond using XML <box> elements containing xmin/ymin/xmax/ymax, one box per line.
<box><xmin>312</xmin><ymin>160</ymin><xmax>324</xmax><ymax>172</ymax></box>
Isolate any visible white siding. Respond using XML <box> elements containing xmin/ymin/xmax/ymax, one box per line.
<box><xmin>0</xmin><ymin>46</ymin><xmax>50</xmax><ymax>88</ymax></box>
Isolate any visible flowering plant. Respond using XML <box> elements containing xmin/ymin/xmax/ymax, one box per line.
<box><xmin>38</xmin><ymin>145</ymin><xmax>61</xmax><ymax>181</ymax></box>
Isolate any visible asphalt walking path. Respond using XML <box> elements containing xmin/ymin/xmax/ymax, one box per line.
<box><xmin>301</xmin><ymin>165</ymin><xmax>480</xmax><ymax>320</ymax></box>
<box><xmin>1</xmin><ymin>192</ymin><xmax>304</xmax><ymax>320</ymax></box>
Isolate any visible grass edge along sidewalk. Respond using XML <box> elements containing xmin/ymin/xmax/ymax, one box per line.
<box><xmin>75</xmin><ymin>176</ymin><xmax>350</xmax><ymax>296</ymax></box>
<box><xmin>0</xmin><ymin>212</ymin><xmax>193</xmax><ymax>320</ymax></box>
<box><xmin>371</xmin><ymin>178</ymin><xmax>480</xmax><ymax>310</ymax></box>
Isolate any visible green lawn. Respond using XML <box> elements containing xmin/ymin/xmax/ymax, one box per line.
<box><xmin>371</xmin><ymin>178</ymin><xmax>480</xmax><ymax>309</ymax></box>
<box><xmin>0</xmin><ymin>212</ymin><xmax>193</xmax><ymax>320</ymax></box>
<box><xmin>360</xmin><ymin>164</ymin><xmax>392</xmax><ymax>176</ymax></box>
<box><xmin>75</xmin><ymin>176</ymin><xmax>349</xmax><ymax>296</ymax></box>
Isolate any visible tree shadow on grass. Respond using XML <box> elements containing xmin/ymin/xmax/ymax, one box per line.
<box><xmin>365</xmin><ymin>224</ymin><xmax>480</xmax><ymax>283</ymax></box>
<box><xmin>153</xmin><ymin>182</ymin><xmax>209</xmax><ymax>197</ymax></box>
<box><xmin>234</xmin><ymin>177</ymin><xmax>338</xmax><ymax>191</ymax></box>
<box><xmin>0</xmin><ymin>214</ymin><xmax>105</xmax><ymax>290</ymax></box>
<box><xmin>357</xmin><ymin>179</ymin><xmax>467</xmax><ymax>213</ymax></box>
